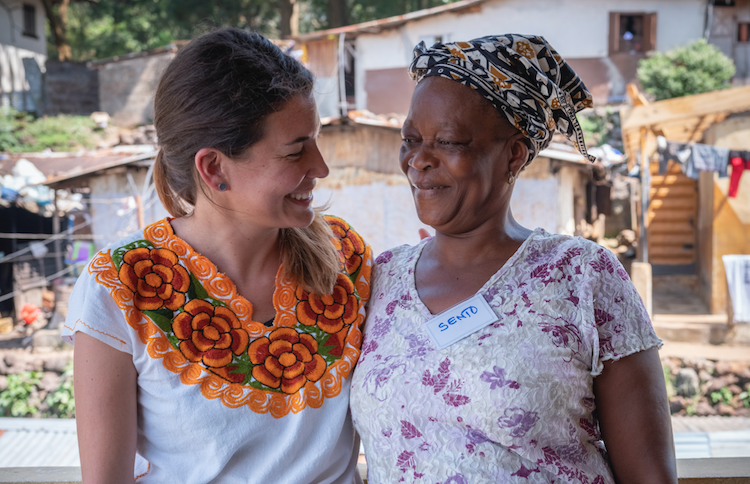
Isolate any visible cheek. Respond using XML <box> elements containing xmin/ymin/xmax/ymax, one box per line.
<box><xmin>398</xmin><ymin>145</ymin><xmax>410</xmax><ymax>174</ymax></box>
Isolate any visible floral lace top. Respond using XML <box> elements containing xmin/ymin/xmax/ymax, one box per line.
<box><xmin>350</xmin><ymin>229</ymin><xmax>660</xmax><ymax>484</ymax></box>
<box><xmin>63</xmin><ymin>216</ymin><xmax>371</xmax><ymax>484</ymax></box>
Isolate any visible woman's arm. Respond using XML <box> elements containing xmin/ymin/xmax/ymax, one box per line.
<box><xmin>74</xmin><ymin>332</ymin><xmax>138</xmax><ymax>484</ymax></box>
<box><xmin>593</xmin><ymin>346</ymin><xmax>677</xmax><ymax>484</ymax></box>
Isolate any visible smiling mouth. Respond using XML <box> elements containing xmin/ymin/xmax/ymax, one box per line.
<box><xmin>287</xmin><ymin>191</ymin><xmax>313</xmax><ymax>201</ymax></box>
<box><xmin>412</xmin><ymin>184</ymin><xmax>449</xmax><ymax>190</ymax></box>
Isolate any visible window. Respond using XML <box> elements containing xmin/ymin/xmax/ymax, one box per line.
<box><xmin>22</xmin><ymin>4</ymin><xmax>37</xmax><ymax>38</ymax></box>
<box><xmin>739</xmin><ymin>22</ymin><xmax>750</xmax><ymax>43</ymax></box>
<box><xmin>609</xmin><ymin>12</ymin><xmax>657</xmax><ymax>54</ymax></box>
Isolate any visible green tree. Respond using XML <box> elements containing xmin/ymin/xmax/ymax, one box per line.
<box><xmin>48</xmin><ymin>0</ymin><xmax>279</xmax><ymax>62</ymax></box>
<box><xmin>637</xmin><ymin>39</ymin><xmax>736</xmax><ymax>101</ymax></box>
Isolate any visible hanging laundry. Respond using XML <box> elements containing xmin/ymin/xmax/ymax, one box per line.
<box><xmin>723</xmin><ymin>255</ymin><xmax>750</xmax><ymax>323</ymax></box>
<box><xmin>728</xmin><ymin>150</ymin><xmax>750</xmax><ymax>198</ymax></box>
<box><xmin>684</xmin><ymin>143</ymin><xmax>730</xmax><ymax>179</ymax></box>
<box><xmin>656</xmin><ymin>136</ymin><xmax>691</xmax><ymax>174</ymax></box>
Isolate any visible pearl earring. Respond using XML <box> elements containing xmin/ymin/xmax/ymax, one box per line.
<box><xmin>507</xmin><ymin>172</ymin><xmax>515</xmax><ymax>185</ymax></box>
<box><xmin>219</xmin><ymin>183</ymin><xmax>227</xmax><ymax>191</ymax></box>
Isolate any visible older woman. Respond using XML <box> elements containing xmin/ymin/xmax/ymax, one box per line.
<box><xmin>350</xmin><ymin>35</ymin><xmax>676</xmax><ymax>484</ymax></box>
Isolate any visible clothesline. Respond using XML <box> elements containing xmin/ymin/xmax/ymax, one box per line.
<box><xmin>656</xmin><ymin>136</ymin><xmax>749</xmax><ymax>198</ymax></box>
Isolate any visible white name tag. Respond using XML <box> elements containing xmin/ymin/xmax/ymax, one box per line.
<box><xmin>424</xmin><ymin>293</ymin><xmax>498</xmax><ymax>350</ymax></box>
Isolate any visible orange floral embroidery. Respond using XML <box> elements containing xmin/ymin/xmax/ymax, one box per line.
<box><xmin>118</xmin><ymin>247</ymin><xmax>190</xmax><ymax>311</ymax></box>
<box><xmin>295</xmin><ymin>273</ymin><xmax>358</xmax><ymax>333</ymax></box>
<box><xmin>326</xmin><ymin>216</ymin><xmax>366</xmax><ymax>275</ymax></box>
<box><xmin>90</xmin><ymin>219</ymin><xmax>372</xmax><ymax>417</ymax></box>
<box><xmin>172</xmin><ymin>299</ymin><xmax>249</xmax><ymax>368</ymax></box>
<box><xmin>248</xmin><ymin>327</ymin><xmax>327</xmax><ymax>394</ymax></box>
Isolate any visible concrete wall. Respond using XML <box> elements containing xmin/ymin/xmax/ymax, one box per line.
<box><xmin>318</xmin><ymin>124</ymin><xmax>403</xmax><ymax>174</ymax></box>
<box><xmin>44</xmin><ymin>61</ymin><xmax>99</xmax><ymax>115</ymax></box>
<box><xmin>352</xmin><ymin>0</ymin><xmax>705</xmax><ymax>111</ymax></box>
<box><xmin>96</xmin><ymin>52</ymin><xmax>175</xmax><ymax>127</ymax></box>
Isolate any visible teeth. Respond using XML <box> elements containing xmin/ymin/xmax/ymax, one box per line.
<box><xmin>288</xmin><ymin>191</ymin><xmax>312</xmax><ymax>200</ymax></box>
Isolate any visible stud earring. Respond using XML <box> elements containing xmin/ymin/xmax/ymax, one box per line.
<box><xmin>219</xmin><ymin>183</ymin><xmax>227</xmax><ymax>191</ymax></box>
<box><xmin>507</xmin><ymin>172</ymin><xmax>515</xmax><ymax>185</ymax></box>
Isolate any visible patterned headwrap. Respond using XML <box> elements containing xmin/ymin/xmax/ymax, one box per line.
<box><xmin>408</xmin><ymin>34</ymin><xmax>596</xmax><ymax>164</ymax></box>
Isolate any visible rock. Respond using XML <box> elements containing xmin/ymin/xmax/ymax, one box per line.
<box><xmin>38</xmin><ymin>372</ymin><xmax>61</xmax><ymax>392</ymax></box>
<box><xmin>662</xmin><ymin>357</ymin><xmax>681</xmax><ymax>376</ymax></box>
<box><xmin>43</xmin><ymin>354</ymin><xmax>72</xmax><ymax>373</ymax></box>
<box><xmin>717</xmin><ymin>403</ymin><xmax>736</xmax><ymax>416</ymax></box>
<box><xmin>669</xmin><ymin>396</ymin><xmax>686</xmax><ymax>414</ymax></box>
<box><xmin>695</xmin><ymin>400</ymin><xmax>718</xmax><ymax>416</ymax></box>
<box><xmin>735</xmin><ymin>407</ymin><xmax>750</xmax><ymax>418</ymax></box>
<box><xmin>32</xmin><ymin>329</ymin><xmax>71</xmax><ymax>353</ymax></box>
<box><xmin>675</xmin><ymin>368</ymin><xmax>700</xmax><ymax>398</ymax></box>
<box><xmin>707</xmin><ymin>374</ymin><xmax>739</xmax><ymax>393</ymax></box>
<box><xmin>4</xmin><ymin>353</ymin><xmax>18</xmax><ymax>367</ymax></box>
<box><xmin>0</xmin><ymin>374</ymin><xmax>7</xmax><ymax>392</ymax></box>
<box><xmin>728</xmin><ymin>384</ymin><xmax>743</xmax><ymax>395</ymax></box>
<box><xmin>698</xmin><ymin>369</ymin><xmax>713</xmax><ymax>383</ymax></box>
<box><xmin>715</xmin><ymin>361</ymin><xmax>747</xmax><ymax>376</ymax></box>
<box><xmin>683</xmin><ymin>357</ymin><xmax>714</xmax><ymax>373</ymax></box>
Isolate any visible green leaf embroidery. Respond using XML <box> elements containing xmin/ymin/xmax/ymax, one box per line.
<box><xmin>167</xmin><ymin>334</ymin><xmax>181</xmax><ymax>351</ymax></box>
<box><xmin>111</xmin><ymin>239</ymin><xmax>154</xmax><ymax>270</ymax></box>
<box><xmin>187</xmin><ymin>273</ymin><xmax>209</xmax><ymax>301</ymax></box>
<box><xmin>142</xmin><ymin>309</ymin><xmax>175</xmax><ymax>336</ymax></box>
<box><xmin>227</xmin><ymin>353</ymin><xmax>255</xmax><ymax>386</ymax></box>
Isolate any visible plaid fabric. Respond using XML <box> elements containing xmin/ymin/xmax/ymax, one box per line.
<box><xmin>408</xmin><ymin>34</ymin><xmax>595</xmax><ymax>164</ymax></box>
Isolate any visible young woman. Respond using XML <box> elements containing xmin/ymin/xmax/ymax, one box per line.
<box><xmin>64</xmin><ymin>29</ymin><xmax>371</xmax><ymax>483</ymax></box>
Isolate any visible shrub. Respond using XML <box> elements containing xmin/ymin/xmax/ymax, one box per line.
<box><xmin>637</xmin><ymin>39</ymin><xmax>736</xmax><ymax>101</ymax></box>
<box><xmin>0</xmin><ymin>108</ymin><xmax>98</xmax><ymax>153</ymax></box>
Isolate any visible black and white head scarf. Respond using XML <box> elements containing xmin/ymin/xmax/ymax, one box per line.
<box><xmin>408</xmin><ymin>34</ymin><xmax>596</xmax><ymax>164</ymax></box>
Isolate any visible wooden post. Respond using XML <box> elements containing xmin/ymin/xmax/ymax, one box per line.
<box><xmin>135</xmin><ymin>195</ymin><xmax>145</xmax><ymax>230</ymax></box>
<box><xmin>52</xmin><ymin>190</ymin><xmax>63</xmax><ymax>273</ymax></box>
<box><xmin>639</xmin><ymin>127</ymin><xmax>650</xmax><ymax>263</ymax></box>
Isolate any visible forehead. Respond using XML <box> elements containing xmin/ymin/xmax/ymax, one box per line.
<box><xmin>405</xmin><ymin>76</ymin><xmax>501</xmax><ymax>130</ymax></box>
<box><xmin>265</xmin><ymin>94</ymin><xmax>319</xmax><ymax>139</ymax></box>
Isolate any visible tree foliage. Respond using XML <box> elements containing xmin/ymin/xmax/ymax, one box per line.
<box><xmin>45</xmin><ymin>0</ymin><xmax>462</xmax><ymax>61</ymax></box>
<box><xmin>637</xmin><ymin>39</ymin><xmax>736</xmax><ymax>101</ymax></box>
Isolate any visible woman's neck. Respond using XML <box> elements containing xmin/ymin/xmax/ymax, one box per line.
<box><xmin>426</xmin><ymin>212</ymin><xmax>532</xmax><ymax>269</ymax></box>
<box><xmin>170</xmin><ymin>199</ymin><xmax>281</xmax><ymax>279</ymax></box>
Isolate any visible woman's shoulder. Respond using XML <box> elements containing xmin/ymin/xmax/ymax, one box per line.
<box><xmin>374</xmin><ymin>239</ymin><xmax>426</xmax><ymax>268</ymax></box>
<box><xmin>529</xmin><ymin>228</ymin><xmax>612</xmax><ymax>259</ymax></box>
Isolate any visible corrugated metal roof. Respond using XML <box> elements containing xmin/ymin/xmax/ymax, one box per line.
<box><xmin>0</xmin><ymin>418</ymin><xmax>79</xmax><ymax>467</ymax></box>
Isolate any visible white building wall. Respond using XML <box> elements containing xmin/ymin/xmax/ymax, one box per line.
<box><xmin>0</xmin><ymin>0</ymin><xmax>47</xmax><ymax>111</ymax></box>
<box><xmin>355</xmin><ymin>0</ymin><xmax>705</xmax><ymax>110</ymax></box>
<box><xmin>317</xmin><ymin>176</ymin><xmax>561</xmax><ymax>257</ymax></box>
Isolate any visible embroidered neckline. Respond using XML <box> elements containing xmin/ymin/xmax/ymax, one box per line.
<box><xmin>89</xmin><ymin>217</ymin><xmax>372</xmax><ymax>417</ymax></box>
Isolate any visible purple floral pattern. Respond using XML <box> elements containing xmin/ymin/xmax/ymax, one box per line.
<box><xmin>351</xmin><ymin>229</ymin><xmax>661</xmax><ymax>483</ymax></box>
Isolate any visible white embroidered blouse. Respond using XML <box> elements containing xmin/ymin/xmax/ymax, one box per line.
<box><xmin>350</xmin><ymin>229</ymin><xmax>661</xmax><ymax>484</ymax></box>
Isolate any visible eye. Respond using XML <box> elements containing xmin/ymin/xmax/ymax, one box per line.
<box><xmin>286</xmin><ymin>149</ymin><xmax>303</xmax><ymax>158</ymax></box>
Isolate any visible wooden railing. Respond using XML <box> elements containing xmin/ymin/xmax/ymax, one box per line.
<box><xmin>0</xmin><ymin>458</ymin><xmax>748</xmax><ymax>483</ymax></box>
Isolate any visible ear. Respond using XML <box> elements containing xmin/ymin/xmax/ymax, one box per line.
<box><xmin>507</xmin><ymin>136</ymin><xmax>530</xmax><ymax>176</ymax></box>
<box><xmin>194</xmin><ymin>148</ymin><xmax>228</xmax><ymax>191</ymax></box>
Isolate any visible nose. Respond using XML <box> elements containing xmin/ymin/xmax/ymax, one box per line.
<box><xmin>307</xmin><ymin>140</ymin><xmax>329</xmax><ymax>179</ymax></box>
<box><xmin>404</xmin><ymin>142</ymin><xmax>436</xmax><ymax>173</ymax></box>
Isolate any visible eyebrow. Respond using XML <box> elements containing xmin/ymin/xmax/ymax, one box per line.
<box><xmin>285</xmin><ymin>122</ymin><xmax>321</xmax><ymax>145</ymax></box>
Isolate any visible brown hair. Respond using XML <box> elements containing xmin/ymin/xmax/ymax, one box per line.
<box><xmin>153</xmin><ymin>28</ymin><xmax>340</xmax><ymax>294</ymax></box>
